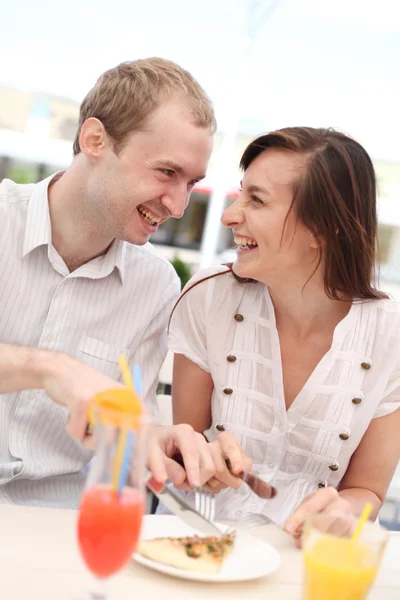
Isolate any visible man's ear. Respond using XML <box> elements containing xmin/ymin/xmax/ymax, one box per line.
<box><xmin>78</xmin><ymin>117</ymin><xmax>109</xmax><ymax>160</ymax></box>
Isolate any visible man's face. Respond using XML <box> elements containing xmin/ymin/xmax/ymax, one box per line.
<box><xmin>85</xmin><ymin>98</ymin><xmax>214</xmax><ymax>245</ymax></box>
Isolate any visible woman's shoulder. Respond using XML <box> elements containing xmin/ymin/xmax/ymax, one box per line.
<box><xmin>182</xmin><ymin>265</ymin><xmax>263</xmax><ymax>298</ymax></box>
<box><xmin>176</xmin><ymin>265</ymin><xmax>261</xmax><ymax>316</ymax></box>
<box><xmin>373</xmin><ymin>296</ymin><xmax>400</xmax><ymax>319</ymax></box>
<box><xmin>362</xmin><ymin>296</ymin><xmax>400</xmax><ymax>338</ymax></box>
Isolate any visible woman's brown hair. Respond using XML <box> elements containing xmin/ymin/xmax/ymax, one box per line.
<box><xmin>169</xmin><ymin>126</ymin><xmax>387</xmax><ymax>328</ymax></box>
<box><xmin>240</xmin><ymin>126</ymin><xmax>387</xmax><ymax>301</ymax></box>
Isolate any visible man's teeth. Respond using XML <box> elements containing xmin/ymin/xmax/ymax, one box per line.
<box><xmin>138</xmin><ymin>206</ymin><xmax>162</xmax><ymax>225</ymax></box>
<box><xmin>234</xmin><ymin>236</ymin><xmax>258</xmax><ymax>248</ymax></box>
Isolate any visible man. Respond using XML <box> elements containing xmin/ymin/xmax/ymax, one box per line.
<box><xmin>0</xmin><ymin>57</ymin><xmax>216</xmax><ymax>507</ymax></box>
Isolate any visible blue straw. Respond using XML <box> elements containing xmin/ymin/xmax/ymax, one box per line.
<box><xmin>117</xmin><ymin>364</ymin><xmax>142</xmax><ymax>493</ymax></box>
<box><xmin>133</xmin><ymin>364</ymin><xmax>143</xmax><ymax>396</ymax></box>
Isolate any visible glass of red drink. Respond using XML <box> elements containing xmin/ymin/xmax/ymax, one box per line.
<box><xmin>78</xmin><ymin>403</ymin><xmax>151</xmax><ymax>599</ymax></box>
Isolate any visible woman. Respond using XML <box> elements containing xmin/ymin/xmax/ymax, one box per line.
<box><xmin>168</xmin><ymin>127</ymin><xmax>400</xmax><ymax>539</ymax></box>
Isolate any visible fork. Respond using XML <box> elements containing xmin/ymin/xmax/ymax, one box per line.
<box><xmin>239</xmin><ymin>512</ymin><xmax>271</xmax><ymax>532</ymax></box>
<box><xmin>194</xmin><ymin>486</ymin><xmax>216</xmax><ymax>523</ymax></box>
<box><xmin>193</xmin><ymin>487</ymin><xmax>271</xmax><ymax>535</ymax></box>
<box><xmin>194</xmin><ymin>487</ymin><xmax>271</xmax><ymax>534</ymax></box>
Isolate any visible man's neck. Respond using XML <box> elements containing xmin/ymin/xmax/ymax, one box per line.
<box><xmin>47</xmin><ymin>166</ymin><xmax>115</xmax><ymax>272</ymax></box>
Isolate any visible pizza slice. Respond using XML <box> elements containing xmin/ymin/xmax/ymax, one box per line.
<box><xmin>137</xmin><ymin>531</ymin><xmax>236</xmax><ymax>574</ymax></box>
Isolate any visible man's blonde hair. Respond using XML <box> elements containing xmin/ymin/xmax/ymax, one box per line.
<box><xmin>73</xmin><ymin>57</ymin><xmax>216</xmax><ymax>155</ymax></box>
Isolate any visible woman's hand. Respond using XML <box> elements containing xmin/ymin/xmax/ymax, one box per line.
<box><xmin>201</xmin><ymin>432</ymin><xmax>253</xmax><ymax>493</ymax></box>
<box><xmin>284</xmin><ymin>487</ymin><xmax>353</xmax><ymax>547</ymax></box>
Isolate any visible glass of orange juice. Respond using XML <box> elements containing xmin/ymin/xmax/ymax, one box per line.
<box><xmin>303</xmin><ymin>513</ymin><xmax>388</xmax><ymax>600</ymax></box>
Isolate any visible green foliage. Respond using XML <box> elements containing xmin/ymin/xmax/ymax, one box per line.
<box><xmin>8</xmin><ymin>167</ymin><xmax>35</xmax><ymax>184</ymax></box>
<box><xmin>171</xmin><ymin>256</ymin><xmax>192</xmax><ymax>290</ymax></box>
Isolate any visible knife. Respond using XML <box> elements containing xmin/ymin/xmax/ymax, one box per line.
<box><xmin>146</xmin><ymin>475</ymin><xmax>223</xmax><ymax>537</ymax></box>
<box><xmin>171</xmin><ymin>453</ymin><xmax>277</xmax><ymax>500</ymax></box>
<box><xmin>226</xmin><ymin>459</ymin><xmax>277</xmax><ymax>500</ymax></box>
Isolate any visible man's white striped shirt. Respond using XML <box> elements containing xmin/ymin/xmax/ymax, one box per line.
<box><xmin>0</xmin><ymin>175</ymin><xmax>180</xmax><ymax>508</ymax></box>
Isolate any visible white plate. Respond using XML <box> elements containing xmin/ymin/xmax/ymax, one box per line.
<box><xmin>133</xmin><ymin>515</ymin><xmax>281</xmax><ymax>583</ymax></box>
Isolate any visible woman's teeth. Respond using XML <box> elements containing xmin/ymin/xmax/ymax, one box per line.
<box><xmin>234</xmin><ymin>236</ymin><xmax>258</xmax><ymax>249</ymax></box>
<box><xmin>137</xmin><ymin>206</ymin><xmax>162</xmax><ymax>226</ymax></box>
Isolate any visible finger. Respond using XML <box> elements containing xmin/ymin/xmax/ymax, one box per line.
<box><xmin>147</xmin><ymin>444</ymin><xmax>169</xmax><ymax>484</ymax></box>
<box><xmin>146</xmin><ymin>477</ymin><xmax>164</xmax><ymax>494</ymax></box>
<box><xmin>174</xmin><ymin>481</ymin><xmax>194</xmax><ymax>492</ymax></box>
<box><xmin>66</xmin><ymin>404</ymin><xmax>88</xmax><ymax>440</ymax></box>
<box><xmin>164</xmin><ymin>456</ymin><xmax>188</xmax><ymax>486</ymax></box>
<box><xmin>209</xmin><ymin>443</ymin><xmax>242</xmax><ymax>489</ymax></box>
<box><xmin>171</xmin><ymin>425</ymin><xmax>201</xmax><ymax>487</ymax></box>
<box><xmin>196</xmin><ymin>436</ymin><xmax>216</xmax><ymax>485</ymax></box>
<box><xmin>218</xmin><ymin>433</ymin><xmax>247</xmax><ymax>473</ymax></box>
<box><xmin>284</xmin><ymin>486</ymin><xmax>338</xmax><ymax>534</ymax></box>
<box><xmin>206</xmin><ymin>476</ymin><xmax>229</xmax><ymax>492</ymax></box>
<box><xmin>82</xmin><ymin>435</ymin><xmax>95</xmax><ymax>450</ymax></box>
<box><xmin>294</xmin><ymin>534</ymin><xmax>303</xmax><ymax>549</ymax></box>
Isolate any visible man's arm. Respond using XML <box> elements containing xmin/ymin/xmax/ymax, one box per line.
<box><xmin>0</xmin><ymin>343</ymin><xmax>124</xmax><ymax>438</ymax></box>
<box><xmin>0</xmin><ymin>343</ymin><xmax>52</xmax><ymax>393</ymax></box>
<box><xmin>0</xmin><ymin>344</ymin><xmax>217</xmax><ymax>485</ymax></box>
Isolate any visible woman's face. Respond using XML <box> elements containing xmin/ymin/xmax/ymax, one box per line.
<box><xmin>222</xmin><ymin>148</ymin><xmax>320</xmax><ymax>285</ymax></box>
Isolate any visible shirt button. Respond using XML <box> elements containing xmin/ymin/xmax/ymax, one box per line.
<box><xmin>234</xmin><ymin>313</ymin><xmax>244</xmax><ymax>322</ymax></box>
<box><xmin>268</xmin><ymin>463</ymin><xmax>275</xmax><ymax>469</ymax></box>
<box><xmin>13</xmin><ymin>461</ymin><xmax>23</xmax><ymax>476</ymax></box>
<box><xmin>45</xmin><ymin>335</ymin><xmax>53</xmax><ymax>344</ymax></box>
<box><xmin>339</xmin><ymin>432</ymin><xmax>350</xmax><ymax>440</ymax></box>
<box><xmin>226</xmin><ymin>354</ymin><xmax>237</xmax><ymax>363</ymax></box>
<box><xmin>223</xmin><ymin>387</ymin><xmax>233</xmax><ymax>395</ymax></box>
<box><xmin>329</xmin><ymin>462</ymin><xmax>339</xmax><ymax>471</ymax></box>
<box><xmin>216</xmin><ymin>423</ymin><xmax>225</xmax><ymax>432</ymax></box>
<box><xmin>318</xmin><ymin>481</ymin><xmax>327</xmax><ymax>488</ymax></box>
<box><xmin>27</xmin><ymin>391</ymin><xmax>35</xmax><ymax>401</ymax></box>
<box><xmin>361</xmin><ymin>360</ymin><xmax>371</xmax><ymax>370</ymax></box>
<box><xmin>352</xmin><ymin>397</ymin><xmax>362</xmax><ymax>405</ymax></box>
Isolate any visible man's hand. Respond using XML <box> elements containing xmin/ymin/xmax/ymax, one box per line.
<box><xmin>147</xmin><ymin>424</ymin><xmax>216</xmax><ymax>488</ymax></box>
<box><xmin>41</xmin><ymin>352</ymin><xmax>123</xmax><ymax>440</ymax></box>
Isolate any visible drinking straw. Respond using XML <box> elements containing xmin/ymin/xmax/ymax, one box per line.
<box><xmin>111</xmin><ymin>355</ymin><xmax>134</xmax><ymax>492</ymax></box>
<box><xmin>351</xmin><ymin>502</ymin><xmax>373</xmax><ymax>544</ymax></box>
<box><xmin>114</xmin><ymin>361</ymin><xmax>144</xmax><ymax>493</ymax></box>
<box><xmin>133</xmin><ymin>365</ymin><xmax>143</xmax><ymax>396</ymax></box>
<box><xmin>118</xmin><ymin>354</ymin><xmax>134</xmax><ymax>392</ymax></box>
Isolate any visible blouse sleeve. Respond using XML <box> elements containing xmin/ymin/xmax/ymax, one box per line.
<box><xmin>373</xmin><ymin>348</ymin><xmax>400</xmax><ymax>418</ymax></box>
<box><xmin>168</xmin><ymin>269</ymin><xmax>218</xmax><ymax>373</ymax></box>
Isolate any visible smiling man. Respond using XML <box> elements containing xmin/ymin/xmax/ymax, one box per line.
<box><xmin>0</xmin><ymin>58</ymin><xmax>215</xmax><ymax>507</ymax></box>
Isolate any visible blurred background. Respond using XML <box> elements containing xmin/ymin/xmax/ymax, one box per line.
<box><xmin>1</xmin><ymin>0</ymin><xmax>399</xmax><ymax>525</ymax></box>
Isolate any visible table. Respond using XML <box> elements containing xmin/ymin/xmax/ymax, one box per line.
<box><xmin>0</xmin><ymin>505</ymin><xmax>399</xmax><ymax>599</ymax></box>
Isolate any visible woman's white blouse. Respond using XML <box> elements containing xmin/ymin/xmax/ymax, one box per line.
<box><xmin>168</xmin><ymin>266</ymin><xmax>400</xmax><ymax>526</ymax></box>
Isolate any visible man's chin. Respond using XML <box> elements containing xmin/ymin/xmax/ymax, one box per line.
<box><xmin>121</xmin><ymin>232</ymin><xmax>151</xmax><ymax>246</ymax></box>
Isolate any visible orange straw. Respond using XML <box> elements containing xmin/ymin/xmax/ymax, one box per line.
<box><xmin>111</xmin><ymin>355</ymin><xmax>136</xmax><ymax>492</ymax></box>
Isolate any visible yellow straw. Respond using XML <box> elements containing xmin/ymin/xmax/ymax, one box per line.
<box><xmin>112</xmin><ymin>355</ymin><xmax>133</xmax><ymax>492</ymax></box>
<box><xmin>351</xmin><ymin>502</ymin><xmax>373</xmax><ymax>544</ymax></box>
<box><xmin>118</xmin><ymin>354</ymin><xmax>134</xmax><ymax>391</ymax></box>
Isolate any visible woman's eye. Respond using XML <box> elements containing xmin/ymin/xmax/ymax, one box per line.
<box><xmin>250</xmin><ymin>195</ymin><xmax>263</xmax><ymax>204</ymax></box>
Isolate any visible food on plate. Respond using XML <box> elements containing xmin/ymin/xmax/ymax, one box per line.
<box><xmin>137</xmin><ymin>531</ymin><xmax>236</xmax><ymax>574</ymax></box>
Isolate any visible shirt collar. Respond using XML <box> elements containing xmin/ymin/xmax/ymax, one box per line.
<box><xmin>22</xmin><ymin>173</ymin><xmax>126</xmax><ymax>284</ymax></box>
<box><xmin>22</xmin><ymin>173</ymin><xmax>56</xmax><ymax>258</ymax></box>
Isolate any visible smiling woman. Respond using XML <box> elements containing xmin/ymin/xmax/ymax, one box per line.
<box><xmin>167</xmin><ymin>126</ymin><xmax>400</xmax><ymax>540</ymax></box>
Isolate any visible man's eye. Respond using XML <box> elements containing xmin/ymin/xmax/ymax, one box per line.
<box><xmin>161</xmin><ymin>169</ymin><xmax>175</xmax><ymax>177</ymax></box>
<box><xmin>250</xmin><ymin>195</ymin><xmax>263</xmax><ymax>204</ymax></box>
